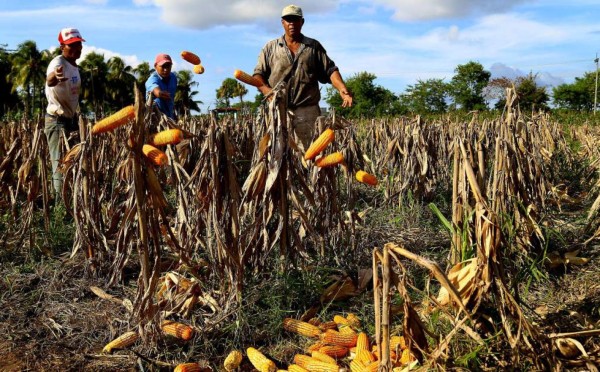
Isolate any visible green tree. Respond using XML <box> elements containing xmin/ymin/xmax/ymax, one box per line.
<box><xmin>491</xmin><ymin>74</ymin><xmax>549</xmax><ymax>111</ymax></box>
<box><xmin>399</xmin><ymin>78</ymin><xmax>448</xmax><ymax>114</ymax></box>
<box><xmin>79</xmin><ymin>52</ymin><xmax>109</xmax><ymax>118</ymax></box>
<box><xmin>326</xmin><ymin>71</ymin><xmax>404</xmax><ymax>118</ymax></box>
<box><xmin>175</xmin><ymin>70</ymin><xmax>202</xmax><ymax>117</ymax></box>
<box><xmin>552</xmin><ymin>71</ymin><xmax>597</xmax><ymax>111</ymax></box>
<box><xmin>216</xmin><ymin>78</ymin><xmax>246</xmax><ymax>108</ymax></box>
<box><xmin>449</xmin><ymin>61</ymin><xmax>491</xmax><ymax>111</ymax></box>
<box><xmin>8</xmin><ymin>40</ymin><xmax>49</xmax><ymax>118</ymax></box>
<box><xmin>106</xmin><ymin>56</ymin><xmax>135</xmax><ymax>108</ymax></box>
<box><xmin>133</xmin><ymin>61</ymin><xmax>152</xmax><ymax>93</ymax></box>
<box><xmin>0</xmin><ymin>45</ymin><xmax>20</xmax><ymax>118</ymax></box>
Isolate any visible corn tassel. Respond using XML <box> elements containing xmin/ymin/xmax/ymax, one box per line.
<box><xmin>234</xmin><ymin>69</ymin><xmax>263</xmax><ymax>88</ymax></box>
<box><xmin>193</xmin><ymin>64</ymin><xmax>205</xmax><ymax>74</ymax></box>
<box><xmin>247</xmin><ymin>347</ymin><xmax>277</xmax><ymax>372</ymax></box>
<box><xmin>304</xmin><ymin>128</ymin><xmax>334</xmax><ymax>160</ymax></box>
<box><xmin>174</xmin><ymin>362</ymin><xmax>202</xmax><ymax>372</ymax></box>
<box><xmin>181</xmin><ymin>50</ymin><xmax>201</xmax><ymax>65</ymax></box>
<box><xmin>224</xmin><ymin>350</ymin><xmax>243</xmax><ymax>371</ymax></box>
<box><xmin>102</xmin><ymin>330</ymin><xmax>139</xmax><ymax>353</ymax></box>
<box><xmin>92</xmin><ymin>105</ymin><xmax>135</xmax><ymax>135</ymax></box>
<box><xmin>161</xmin><ymin>320</ymin><xmax>194</xmax><ymax>341</ymax></box>
<box><xmin>149</xmin><ymin>128</ymin><xmax>184</xmax><ymax>146</ymax></box>
<box><xmin>293</xmin><ymin>355</ymin><xmax>339</xmax><ymax>372</ymax></box>
<box><xmin>320</xmin><ymin>329</ymin><xmax>358</xmax><ymax>348</ymax></box>
<box><xmin>283</xmin><ymin>318</ymin><xmax>321</xmax><ymax>338</ymax></box>
<box><xmin>310</xmin><ymin>351</ymin><xmax>337</xmax><ymax>365</ymax></box>
<box><xmin>355</xmin><ymin>170</ymin><xmax>378</xmax><ymax>186</ymax></box>
<box><xmin>143</xmin><ymin>144</ymin><xmax>168</xmax><ymax>166</ymax></box>
<box><xmin>317</xmin><ymin>345</ymin><xmax>348</xmax><ymax>358</ymax></box>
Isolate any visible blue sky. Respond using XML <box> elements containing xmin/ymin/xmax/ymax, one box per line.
<box><xmin>1</xmin><ymin>0</ymin><xmax>599</xmax><ymax>113</ymax></box>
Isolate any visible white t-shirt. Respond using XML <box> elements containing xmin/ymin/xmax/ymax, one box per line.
<box><xmin>45</xmin><ymin>55</ymin><xmax>81</xmax><ymax>118</ymax></box>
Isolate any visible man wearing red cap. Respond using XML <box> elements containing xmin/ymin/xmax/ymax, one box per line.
<box><xmin>45</xmin><ymin>27</ymin><xmax>85</xmax><ymax>200</ymax></box>
<box><xmin>146</xmin><ymin>53</ymin><xmax>178</xmax><ymax>120</ymax></box>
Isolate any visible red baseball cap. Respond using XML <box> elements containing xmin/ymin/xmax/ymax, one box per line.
<box><xmin>155</xmin><ymin>53</ymin><xmax>173</xmax><ymax>66</ymax></box>
<box><xmin>58</xmin><ymin>28</ymin><xmax>85</xmax><ymax>45</ymax></box>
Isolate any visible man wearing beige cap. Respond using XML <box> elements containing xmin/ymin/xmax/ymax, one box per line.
<box><xmin>253</xmin><ymin>4</ymin><xmax>353</xmax><ymax>148</ymax></box>
<box><xmin>45</xmin><ymin>27</ymin><xmax>85</xmax><ymax>200</ymax></box>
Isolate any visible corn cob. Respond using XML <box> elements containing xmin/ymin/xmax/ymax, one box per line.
<box><xmin>233</xmin><ymin>69</ymin><xmax>263</xmax><ymax>88</ymax></box>
<box><xmin>399</xmin><ymin>348</ymin><xmax>415</xmax><ymax>365</ymax></box>
<box><xmin>181</xmin><ymin>50</ymin><xmax>201</xmax><ymax>65</ymax></box>
<box><xmin>320</xmin><ymin>329</ymin><xmax>358</xmax><ymax>348</ymax></box>
<box><xmin>174</xmin><ymin>362</ymin><xmax>202</xmax><ymax>372</ymax></box>
<box><xmin>306</xmin><ymin>341</ymin><xmax>327</xmax><ymax>353</ymax></box>
<box><xmin>349</xmin><ymin>360</ymin><xmax>364</xmax><ymax>372</ymax></box>
<box><xmin>355</xmin><ymin>170</ymin><xmax>378</xmax><ymax>186</ymax></box>
<box><xmin>224</xmin><ymin>350</ymin><xmax>243</xmax><ymax>371</ymax></box>
<box><xmin>143</xmin><ymin>144</ymin><xmax>168</xmax><ymax>166</ymax></box>
<box><xmin>102</xmin><ymin>330</ymin><xmax>139</xmax><ymax>353</ymax></box>
<box><xmin>332</xmin><ymin>315</ymin><xmax>349</xmax><ymax>326</ymax></box>
<box><xmin>310</xmin><ymin>351</ymin><xmax>337</xmax><ymax>365</ymax></box>
<box><xmin>92</xmin><ymin>105</ymin><xmax>135</xmax><ymax>135</ymax></box>
<box><xmin>355</xmin><ymin>333</ymin><xmax>369</xmax><ymax>352</ymax></box>
<box><xmin>283</xmin><ymin>318</ymin><xmax>321</xmax><ymax>338</ymax></box>
<box><xmin>247</xmin><ymin>347</ymin><xmax>277</xmax><ymax>372</ymax></box>
<box><xmin>363</xmin><ymin>361</ymin><xmax>380</xmax><ymax>372</ymax></box>
<box><xmin>315</xmin><ymin>152</ymin><xmax>345</xmax><ymax>168</ymax></box>
<box><xmin>304</xmin><ymin>128</ymin><xmax>334</xmax><ymax>160</ymax></box>
<box><xmin>338</xmin><ymin>324</ymin><xmax>357</xmax><ymax>335</ymax></box>
<box><xmin>288</xmin><ymin>365</ymin><xmax>309</xmax><ymax>372</ymax></box>
<box><xmin>317</xmin><ymin>345</ymin><xmax>349</xmax><ymax>358</ymax></box>
<box><xmin>390</xmin><ymin>335</ymin><xmax>407</xmax><ymax>351</ymax></box>
<box><xmin>149</xmin><ymin>128</ymin><xmax>184</xmax><ymax>146</ymax></box>
<box><xmin>161</xmin><ymin>320</ymin><xmax>194</xmax><ymax>340</ymax></box>
<box><xmin>293</xmin><ymin>354</ymin><xmax>339</xmax><ymax>372</ymax></box>
<box><xmin>193</xmin><ymin>64</ymin><xmax>205</xmax><ymax>74</ymax></box>
<box><xmin>346</xmin><ymin>313</ymin><xmax>361</xmax><ymax>329</ymax></box>
<box><xmin>355</xmin><ymin>349</ymin><xmax>376</xmax><ymax>365</ymax></box>
<box><xmin>317</xmin><ymin>321</ymin><xmax>338</xmax><ymax>332</ymax></box>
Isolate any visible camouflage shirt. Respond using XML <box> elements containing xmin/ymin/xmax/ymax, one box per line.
<box><xmin>254</xmin><ymin>34</ymin><xmax>339</xmax><ymax>108</ymax></box>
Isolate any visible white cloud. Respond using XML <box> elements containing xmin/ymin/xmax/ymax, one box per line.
<box><xmin>369</xmin><ymin>0</ymin><xmax>532</xmax><ymax>21</ymax></box>
<box><xmin>81</xmin><ymin>46</ymin><xmax>146</xmax><ymax>69</ymax></box>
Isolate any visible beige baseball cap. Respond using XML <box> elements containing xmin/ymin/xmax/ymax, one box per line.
<box><xmin>282</xmin><ymin>4</ymin><xmax>303</xmax><ymax>18</ymax></box>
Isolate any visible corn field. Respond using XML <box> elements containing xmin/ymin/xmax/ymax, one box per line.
<box><xmin>1</xmin><ymin>86</ymin><xmax>599</xmax><ymax>370</ymax></box>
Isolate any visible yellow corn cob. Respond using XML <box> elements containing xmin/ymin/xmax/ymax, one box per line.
<box><xmin>364</xmin><ymin>361</ymin><xmax>380</xmax><ymax>372</ymax></box>
<box><xmin>174</xmin><ymin>362</ymin><xmax>202</xmax><ymax>372</ymax></box>
<box><xmin>355</xmin><ymin>170</ymin><xmax>378</xmax><ymax>186</ymax></box>
<box><xmin>317</xmin><ymin>321</ymin><xmax>338</xmax><ymax>332</ymax></box>
<box><xmin>247</xmin><ymin>347</ymin><xmax>277</xmax><ymax>372</ymax></box>
<box><xmin>234</xmin><ymin>69</ymin><xmax>263</xmax><ymax>88</ymax></box>
<box><xmin>317</xmin><ymin>345</ymin><xmax>349</xmax><ymax>358</ymax></box>
<box><xmin>356</xmin><ymin>333</ymin><xmax>369</xmax><ymax>352</ymax></box>
<box><xmin>355</xmin><ymin>349</ymin><xmax>376</xmax><ymax>365</ymax></box>
<box><xmin>349</xmin><ymin>360</ymin><xmax>364</xmax><ymax>372</ymax></box>
<box><xmin>102</xmin><ymin>330</ymin><xmax>139</xmax><ymax>353</ymax></box>
<box><xmin>224</xmin><ymin>350</ymin><xmax>243</xmax><ymax>371</ymax></box>
<box><xmin>149</xmin><ymin>128</ymin><xmax>184</xmax><ymax>146</ymax></box>
<box><xmin>390</xmin><ymin>335</ymin><xmax>407</xmax><ymax>351</ymax></box>
<box><xmin>333</xmin><ymin>315</ymin><xmax>349</xmax><ymax>326</ymax></box>
<box><xmin>338</xmin><ymin>324</ymin><xmax>357</xmax><ymax>335</ymax></box>
<box><xmin>161</xmin><ymin>320</ymin><xmax>194</xmax><ymax>341</ymax></box>
<box><xmin>283</xmin><ymin>318</ymin><xmax>321</xmax><ymax>338</ymax></box>
<box><xmin>293</xmin><ymin>355</ymin><xmax>339</xmax><ymax>372</ymax></box>
<box><xmin>320</xmin><ymin>329</ymin><xmax>358</xmax><ymax>348</ymax></box>
<box><xmin>372</xmin><ymin>348</ymin><xmax>397</xmax><ymax>361</ymax></box>
<box><xmin>143</xmin><ymin>144</ymin><xmax>168</xmax><ymax>166</ymax></box>
<box><xmin>310</xmin><ymin>351</ymin><xmax>337</xmax><ymax>365</ymax></box>
<box><xmin>346</xmin><ymin>313</ymin><xmax>361</xmax><ymax>329</ymax></box>
<box><xmin>306</xmin><ymin>341</ymin><xmax>327</xmax><ymax>353</ymax></box>
<box><xmin>181</xmin><ymin>50</ymin><xmax>201</xmax><ymax>65</ymax></box>
<box><xmin>193</xmin><ymin>64</ymin><xmax>205</xmax><ymax>74</ymax></box>
<box><xmin>304</xmin><ymin>128</ymin><xmax>334</xmax><ymax>160</ymax></box>
<box><xmin>315</xmin><ymin>152</ymin><xmax>345</xmax><ymax>168</ymax></box>
<box><xmin>399</xmin><ymin>348</ymin><xmax>415</xmax><ymax>365</ymax></box>
<box><xmin>92</xmin><ymin>105</ymin><xmax>135</xmax><ymax>135</ymax></box>
<box><xmin>288</xmin><ymin>365</ymin><xmax>309</xmax><ymax>372</ymax></box>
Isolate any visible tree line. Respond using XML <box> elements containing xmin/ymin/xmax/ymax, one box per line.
<box><xmin>1</xmin><ymin>41</ymin><xmax>597</xmax><ymax>120</ymax></box>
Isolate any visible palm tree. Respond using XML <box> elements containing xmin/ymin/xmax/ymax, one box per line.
<box><xmin>8</xmin><ymin>41</ymin><xmax>47</xmax><ymax>118</ymax></box>
<box><xmin>132</xmin><ymin>61</ymin><xmax>152</xmax><ymax>93</ymax></box>
<box><xmin>216</xmin><ymin>78</ymin><xmax>245</xmax><ymax>108</ymax></box>
<box><xmin>106</xmin><ymin>56</ymin><xmax>135</xmax><ymax>108</ymax></box>
<box><xmin>79</xmin><ymin>52</ymin><xmax>109</xmax><ymax>118</ymax></box>
<box><xmin>175</xmin><ymin>70</ymin><xmax>202</xmax><ymax>117</ymax></box>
